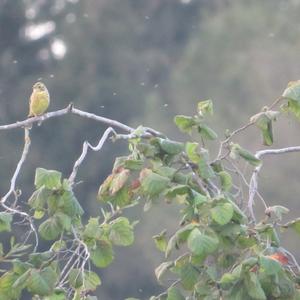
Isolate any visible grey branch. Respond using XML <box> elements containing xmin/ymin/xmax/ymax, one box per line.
<box><xmin>0</xmin><ymin>104</ymin><xmax>133</xmax><ymax>132</ymax></box>
<box><xmin>68</xmin><ymin>127</ymin><xmax>117</xmax><ymax>185</ymax></box>
<box><xmin>1</xmin><ymin>128</ymin><xmax>31</xmax><ymax>203</ymax></box>
<box><xmin>0</xmin><ymin>104</ymin><xmax>164</xmax><ymax>137</ymax></box>
<box><xmin>248</xmin><ymin>146</ymin><xmax>300</xmax><ymax>221</ymax></box>
<box><xmin>255</xmin><ymin>146</ymin><xmax>300</xmax><ymax>159</ymax></box>
<box><xmin>0</xmin><ymin>128</ymin><xmax>39</xmax><ymax>251</ymax></box>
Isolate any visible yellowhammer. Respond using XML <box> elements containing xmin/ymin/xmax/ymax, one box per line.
<box><xmin>28</xmin><ymin>82</ymin><xmax>50</xmax><ymax>117</ymax></box>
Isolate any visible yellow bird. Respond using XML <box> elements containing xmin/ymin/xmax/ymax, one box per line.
<box><xmin>28</xmin><ymin>82</ymin><xmax>50</xmax><ymax>117</ymax></box>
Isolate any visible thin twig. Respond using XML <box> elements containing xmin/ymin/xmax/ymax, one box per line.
<box><xmin>268</xmin><ymin>96</ymin><xmax>285</xmax><ymax>110</ymax></box>
<box><xmin>214</xmin><ymin>121</ymin><xmax>254</xmax><ymax>162</ymax></box>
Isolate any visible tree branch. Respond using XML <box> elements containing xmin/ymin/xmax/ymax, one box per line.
<box><xmin>1</xmin><ymin>128</ymin><xmax>31</xmax><ymax>203</ymax></box>
<box><xmin>248</xmin><ymin>146</ymin><xmax>300</xmax><ymax>222</ymax></box>
<box><xmin>214</xmin><ymin>121</ymin><xmax>254</xmax><ymax>162</ymax></box>
<box><xmin>68</xmin><ymin>127</ymin><xmax>117</xmax><ymax>185</ymax></box>
<box><xmin>0</xmin><ymin>103</ymin><xmax>134</xmax><ymax>132</ymax></box>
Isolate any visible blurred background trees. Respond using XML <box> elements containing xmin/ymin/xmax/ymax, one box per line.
<box><xmin>0</xmin><ymin>0</ymin><xmax>300</xmax><ymax>298</ymax></box>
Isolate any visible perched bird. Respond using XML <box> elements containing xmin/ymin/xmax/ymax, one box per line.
<box><xmin>28</xmin><ymin>82</ymin><xmax>50</xmax><ymax>117</ymax></box>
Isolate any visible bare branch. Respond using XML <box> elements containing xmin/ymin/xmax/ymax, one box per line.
<box><xmin>68</xmin><ymin>127</ymin><xmax>116</xmax><ymax>185</ymax></box>
<box><xmin>1</xmin><ymin>128</ymin><xmax>31</xmax><ymax>203</ymax></box>
<box><xmin>71</xmin><ymin>107</ymin><xmax>134</xmax><ymax>133</ymax></box>
<box><xmin>255</xmin><ymin>146</ymin><xmax>300</xmax><ymax>159</ymax></box>
<box><xmin>0</xmin><ymin>105</ymin><xmax>73</xmax><ymax>131</ymax></box>
<box><xmin>0</xmin><ymin>104</ymin><xmax>134</xmax><ymax>133</ymax></box>
<box><xmin>248</xmin><ymin>146</ymin><xmax>300</xmax><ymax>222</ymax></box>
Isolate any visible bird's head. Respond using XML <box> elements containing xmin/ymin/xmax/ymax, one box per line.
<box><xmin>33</xmin><ymin>82</ymin><xmax>46</xmax><ymax>91</ymax></box>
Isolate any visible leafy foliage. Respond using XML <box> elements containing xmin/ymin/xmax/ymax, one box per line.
<box><xmin>0</xmin><ymin>89</ymin><xmax>300</xmax><ymax>300</ymax></box>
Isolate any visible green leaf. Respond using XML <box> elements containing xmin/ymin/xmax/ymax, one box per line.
<box><xmin>218</xmin><ymin>171</ymin><xmax>232</xmax><ymax>192</ymax></box>
<box><xmin>27</xmin><ymin>266</ymin><xmax>57</xmax><ymax>296</ymax></box>
<box><xmin>237</xmin><ymin>147</ymin><xmax>261</xmax><ymax>166</ymax></box>
<box><xmin>244</xmin><ymin>272</ymin><xmax>266</xmax><ymax>300</ymax></box>
<box><xmin>136</xmin><ymin>142</ymin><xmax>158</xmax><ymax>158</ymax></box>
<box><xmin>155</xmin><ymin>261</ymin><xmax>173</xmax><ymax>283</ymax></box>
<box><xmin>198</xmin><ymin>123</ymin><xmax>218</xmax><ymax>140</ymax></box>
<box><xmin>38</xmin><ymin>217</ymin><xmax>62</xmax><ymax>240</ymax></box>
<box><xmin>211</xmin><ymin>202</ymin><xmax>234</xmax><ymax>225</ymax></box>
<box><xmin>230</xmin><ymin>143</ymin><xmax>261</xmax><ymax>166</ymax></box>
<box><xmin>227</xmin><ymin>281</ymin><xmax>250</xmax><ymax>300</ymax></box>
<box><xmin>259</xmin><ymin>255</ymin><xmax>281</xmax><ymax>275</ymax></box>
<box><xmin>284</xmin><ymin>218</ymin><xmax>300</xmax><ymax>235</ymax></box>
<box><xmin>68</xmin><ymin>269</ymin><xmax>101</xmax><ymax>291</ymax></box>
<box><xmin>109</xmin><ymin>168</ymin><xmax>130</xmax><ymax>195</ymax></box>
<box><xmin>255</xmin><ymin>224</ymin><xmax>280</xmax><ymax>246</ymax></box>
<box><xmin>186</xmin><ymin>143</ymin><xmax>215</xmax><ymax>178</ymax></box>
<box><xmin>174</xmin><ymin>115</ymin><xmax>196</xmax><ymax>134</ymax></box>
<box><xmin>29</xmin><ymin>251</ymin><xmax>55</xmax><ymax>268</ymax></box>
<box><xmin>226</xmin><ymin>198</ymin><xmax>248</xmax><ymax>224</ymax></box>
<box><xmin>59</xmin><ymin>190</ymin><xmax>84</xmax><ymax>217</ymax></box>
<box><xmin>50</xmin><ymin>240</ymin><xmax>66</xmax><ymax>252</ymax></box>
<box><xmin>35</xmin><ymin>168</ymin><xmax>62</xmax><ymax>189</ymax></box>
<box><xmin>282</xmin><ymin>80</ymin><xmax>300</xmax><ymax>101</ymax></box>
<box><xmin>33</xmin><ymin>210</ymin><xmax>45</xmax><ymax>219</ymax></box>
<box><xmin>250</xmin><ymin>111</ymin><xmax>275</xmax><ymax>146</ymax></box>
<box><xmin>68</xmin><ymin>269</ymin><xmax>83</xmax><ymax>288</ymax></box>
<box><xmin>192</xmin><ymin>191</ymin><xmax>208</xmax><ymax>206</ymax></box>
<box><xmin>107</xmin><ymin>186</ymin><xmax>131</xmax><ymax>208</ymax></box>
<box><xmin>219</xmin><ymin>273</ymin><xmax>239</xmax><ymax>290</ymax></box>
<box><xmin>97</xmin><ymin>174</ymin><xmax>113</xmax><ymax>200</ymax></box>
<box><xmin>158</xmin><ymin>138</ymin><xmax>184</xmax><ymax>155</ymax></box>
<box><xmin>164</xmin><ymin>185</ymin><xmax>190</xmax><ymax>199</ymax></box>
<box><xmin>140</xmin><ymin>169</ymin><xmax>170</xmax><ymax>197</ymax></box>
<box><xmin>83</xmin><ymin>218</ymin><xmax>102</xmax><ymax>240</ymax></box>
<box><xmin>0</xmin><ymin>271</ymin><xmax>22</xmax><ymax>299</ymax></box>
<box><xmin>185</xmin><ymin>142</ymin><xmax>199</xmax><ymax>163</ymax></box>
<box><xmin>109</xmin><ymin>217</ymin><xmax>134</xmax><ymax>246</ymax></box>
<box><xmin>43</xmin><ymin>289</ymin><xmax>67</xmax><ymax>300</ymax></box>
<box><xmin>28</xmin><ymin>186</ymin><xmax>51</xmax><ymax>210</ymax></box>
<box><xmin>198</xmin><ymin>99</ymin><xmax>213</xmax><ymax>117</ymax></box>
<box><xmin>167</xmin><ymin>287</ymin><xmax>185</xmax><ymax>300</ymax></box>
<box><xmin>0</xmin><ymin>212</ymin><xmax>12</xmax><ymax>232</ymax></box>
<box><xmin>176</xmin><ymin>223</ymin><xmax>198</xmax><ymax>243</ymax></box>
<box><xmin>165</xmin><ymin>234</ymin><xmax>178</xmax><ymax>258</ymax></box>
<box><xmin>198</xmin><ymin>149</ymin><xmax>215</xmax><ymax>179</ymax></box>
<box><xmin>276</xmin><ymin>270</ymin><xmax>295</xmax><ymax>297</ymax></box>
<box><xmin>124</xmin><ymin>159</ymin><xmax>144</xmax><ymax>170</ymax></box>
<box><xmin>47</xmin><ymin>194</ymin><xmax>60</xmax><ymax>216</ymax></box>
<box><xmin>179</xmin><ymin>263</ymin><xmax>199</xmax><ymax>290</ymax></box>
<box><xmin>12</xmin><ymin>269</ymin><xmax>31</xmax><ymax>290</ymax></box>
<box><xmin>266</xmin><ymin>205</ymin><xmax>289</xmax><ymax>220</ymax></box>
<box><xmin>153</xmin><ymin>230</ymin><xmax>168</xmax><ymax>252</ymax></box>
<box><xmin>12</xmin><ymin>259</ymin><xmax>32</xmax><ymax>275</ymax></box>
<box><xmin>54</xmin><ymin>212</ymin><xmax>72</xmax><ymax>231</ymax></box>
<box><xmin>83</xmin><ymin>270</ymin><xmax>101</xmax><ymax>291</ymax></box>
<box><xmin>187</xmin><ymin>228</ymin><xmax>218</xmax><ymax>256</ymax></box>
<box><xmin>90</xmin><ymin>240</ymin><xmax>114</xmax><ymax>268</ymax></box>
<box><xmin>112</xmin><ymin>156</ymin><xmax>127</xmax><ymax>171</ymax></box>
<box><xmin>154</xmin><ymin>166</ymin><xmax>177</xmax><ymax>179</ymax></box>
<box><xmin>283</xmin><ymin>99</ymin><xmax>300</xmax><ymax>120</ymax></box>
